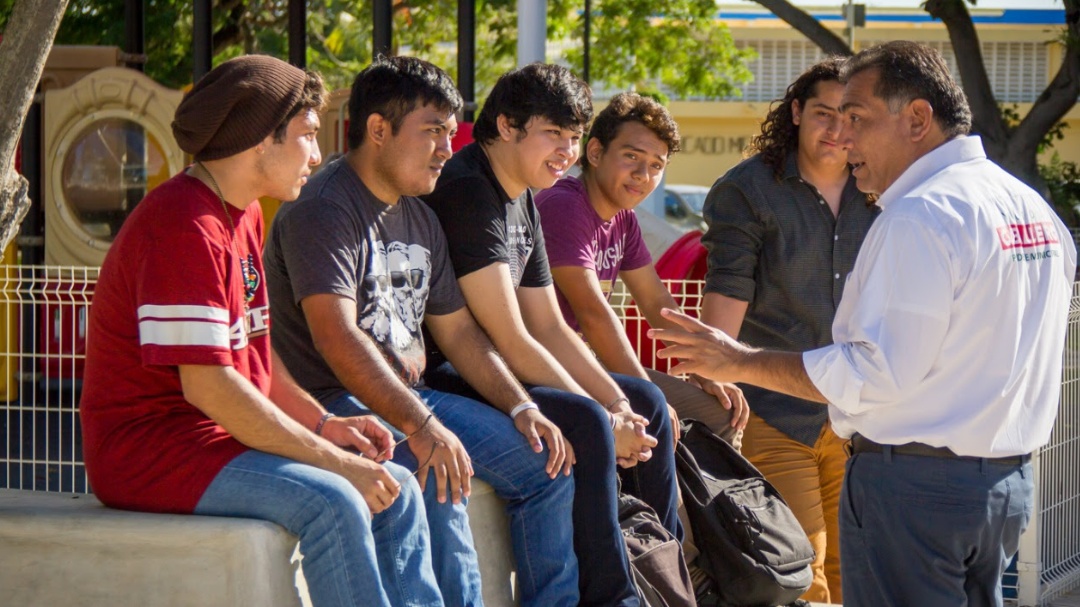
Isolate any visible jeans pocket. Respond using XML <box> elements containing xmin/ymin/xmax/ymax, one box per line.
<box><xmin>842</xmin><ymin>453</ymin><xmax>864</xmax><ymax>530</ymax></box>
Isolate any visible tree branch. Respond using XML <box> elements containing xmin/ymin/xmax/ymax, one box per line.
<box><xmin>0</xmin><ymin>0</ymin><xmax>69</xmax><ymax>174</ymax></box>
<box><xmin>212</xmin><ymin>3</ymin><xmax>249</xmax><ymax>55</ymax></box>
<box><xmin>0</xmin><ymin>0</ymin><xmax>69</xmax><ymax>250</ymax></box>
<box><xmin>924</xmin><ymin>0</ymin><xmax>1008</xmax><ymax>156</ymax></box>
<box><xmin>1014</xmin><ymin>0</ymin><xmax>1080</xmax><ymax>155</ymax></box>
<box><xmin>750</xmin><ymin>0</ymin><xmax>852</xmax><ymax>57</ymax></box>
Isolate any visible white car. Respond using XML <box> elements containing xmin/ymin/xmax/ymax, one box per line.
<box><xmin>662</xmin><ymin>184</ymin><xmax>710</xmax><ymax>231</ymax></box>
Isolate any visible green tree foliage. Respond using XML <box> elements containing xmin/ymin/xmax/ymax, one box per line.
<box><xmin>3</xmin><ymin>0</ymin><xmax>753</xmax><ymax>101</ymax></box>
<box><xmin>558</xmin><ymin>0</ymin><xmax>755</xmax><ymax>99</ymax></box>
<box><xmin>1039</xmin><ymin>153</ymin><xmax>1080</xmax><ymax>228</ymax></box>
<box><xmin>47</xmin><ymin>0</ymin><xmax>195</xmax><ymax>87</ymax></box>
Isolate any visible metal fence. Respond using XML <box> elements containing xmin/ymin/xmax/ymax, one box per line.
<box><xmin>0</xmin><ymin>266</ymin><xmax>95</xmax><ymax>494</ymax></box>
<box><xmin>0</xmin><ymin>269</ymin><xmax>1078</xmax><ymax>605</ymax></box>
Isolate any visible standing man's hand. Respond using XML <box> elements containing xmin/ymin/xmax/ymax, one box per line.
<box><xmin>321</xmin><ymin>415</ymin><xmax>396</xmax><ymax>461</ymax></box>
<box><xmin>652</xmin><ymin>308</ymin><xmax>753</xmax><ymax>382</ymax></box>
<box><xmin>513</xmin><ymin>409</ymin><xmax>575</xmax><ymax>478</ymax></box>
<box><xmin>340</xmin><ymin>456</ymin><xmax>402</xmax><ymax>515</ymax></box>
<box><xmin>409</xmin><ymin>420</ymin><xmax>474</xmax><ymax>505</ymax></box>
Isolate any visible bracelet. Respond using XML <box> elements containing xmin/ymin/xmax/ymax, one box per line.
<box><xmin>606</xmin><ymin>396</ymin><xmax>629</xmax><ymax>411</ymax></box>
<box><xmin>609</xmin><ymin>411</ymin><xmax>617</xmax><ymax>431</ymax></box>
<box><xmin>314</xmin><ymin>412</ymin><xmax>336</xmax><ymax>436</ymax></box>
<box><xmin>510</xmin><ymin>401</ymin><xmax>540</xmax><ymax>419</ymax></box>
<box><xmin>375</xmin><ymin>412</ymin><xmax>435</xmax><ymax>460</ymax></box>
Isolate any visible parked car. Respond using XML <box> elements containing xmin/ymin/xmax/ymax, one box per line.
<box><xmin>663</xmin><ymin>184</ymin><xmax>710</xmax><ymax>231</ymax></box>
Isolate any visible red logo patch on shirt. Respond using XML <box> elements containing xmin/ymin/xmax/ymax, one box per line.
<box><xmin>997</xmin><ymin>222</ymin><xmax>1059</xmax><ymax>250</ymax></box>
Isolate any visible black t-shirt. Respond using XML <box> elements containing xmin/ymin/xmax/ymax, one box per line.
<box><xmin>422</xmin><ymin>142</ymin><xmax>552</xmax><ymax>289</ymax></box>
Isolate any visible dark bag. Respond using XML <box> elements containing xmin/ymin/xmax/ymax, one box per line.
<box><xmin>675</xmin><ymin>419</ymin><xmax>815</xmax><ymax>607</ymax></box>
<box><xmin>619</xmin><ymin>492</ymin><xmax>698</xmax><ymax>607</ymax></box>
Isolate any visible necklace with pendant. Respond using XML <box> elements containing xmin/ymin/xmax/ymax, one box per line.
<box><xmin>195</xmin><ymin>161</ymin><xmax>257</xmax><ymax>312</ymax></box>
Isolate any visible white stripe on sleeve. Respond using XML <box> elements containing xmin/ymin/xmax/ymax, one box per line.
<box><xmin>137</xmin><ymin>304</ymin><xmax>230</xmax><ymax>322</ymax></box>
<box><xmin>139</xmin><ymin>319</ymin><xmax>230</xmax><ymax>348</ymax></box>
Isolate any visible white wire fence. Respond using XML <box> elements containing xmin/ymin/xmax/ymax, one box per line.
<box><xmin>0</xmin><ymin>265</ymin><xmax>95</xmax><ymax>494</ymax></box>
<box><xmin>0</xmin><ymin>269</ymin><xmax>1077</xmax><ymax>605</ymax></box>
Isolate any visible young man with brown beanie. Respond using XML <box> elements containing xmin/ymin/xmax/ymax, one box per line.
<box><xmin>80</xmin><ymin>55</ymin><xmax>445</xmax><ymax>607</ymax></box>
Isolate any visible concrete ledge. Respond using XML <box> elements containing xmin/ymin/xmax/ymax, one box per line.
<box><xmin>468</xmin><ymin>479</ymin><xmax>517</xmax><ymax>606</ymax></box>
<box><xmin>0</xmin><ymin>489</ymin><xmax>303</xmax><ymax>607</ymax></box>
<box><xmin>0</xmin><ymin>480</ymin><xmax>518</xmax><ymax>607</ymax></box>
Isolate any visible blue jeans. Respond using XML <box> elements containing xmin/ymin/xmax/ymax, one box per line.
<box><xmin>840</xmin><ymin>449</ymin><xmax>1034</xmax><ymax>607</ymax></box>
<box><xmin>425</xmin><ymin>362</ymin><xmax>681</xmax><ymax>607</ymax></box>
<box><xmin>195</xmin><ymin>450</ymin><xmax>442</xmax><ymax>607</ymax></box>
<box><xmin>324</xmin><ymin>389</ymin><xmax>579</xmax><ymax>607</ymax></box>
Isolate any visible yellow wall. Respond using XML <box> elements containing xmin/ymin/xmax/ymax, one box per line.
<box><xmin>664</xmin><ymin>102</ymin><xmax>767</xmax><ymax>186</ymax></box>
<box><xmin>663</xmin><ymin>102</ymin><xmax>1080</xmax><ymax>188</ymax></box>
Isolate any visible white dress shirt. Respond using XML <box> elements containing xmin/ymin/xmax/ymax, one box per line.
<box><xmin>803</xmin><ymin>136</ymin><xmax>1077</xmax><ymax>457</ymax></box>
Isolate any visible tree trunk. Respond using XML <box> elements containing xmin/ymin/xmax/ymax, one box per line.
<box><xmin>750</xmin><ymin>0</ymin><xmax>852</xmax><ymax>57</ymax></box>
<box><xmin>924</xmin><ymin>0</ymin><xmax>1009</xmax><ymax>157</ymax></box>
<box><xmin>0</xmin><ymin>0</ymin><xmax>69</xmax><ymax>251</ymax></box>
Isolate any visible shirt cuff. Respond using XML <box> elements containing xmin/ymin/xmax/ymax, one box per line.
<box><xmin>802</xmin><ymin>344</ymin><xmax>864</xmax><ymax>413</ymax></box>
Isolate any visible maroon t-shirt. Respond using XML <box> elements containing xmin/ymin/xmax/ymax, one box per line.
<box><xmin>81</xmin><ymin>173</ymin><xmax>267</xmax><ymax>513</ymax></box>
<box><xmin>535</xmin><ymin>176</ymin><xmax>652</xmax><ymax>330</ymax></box>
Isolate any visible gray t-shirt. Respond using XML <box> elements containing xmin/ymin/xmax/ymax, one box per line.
<box><xmin>264</xmin><ymin>158</ymin><xmax>466</xmax><ymax>401</ymax></box>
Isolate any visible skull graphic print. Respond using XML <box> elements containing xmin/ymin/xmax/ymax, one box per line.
<box><xmin>358</xmin><ymin>240</ymin><xmax>432</xmax><ymax>386</ymax></box>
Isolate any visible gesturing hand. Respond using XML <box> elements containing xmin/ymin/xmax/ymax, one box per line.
<box><xmin>652</xmin><ymin>308</ymin><xmax>753</xmax><ymax>383</ymax></box>
<box><xmin>514</xmin><ymin>408</ymin><xmax>575</xmax><ymax>478</ymax></box>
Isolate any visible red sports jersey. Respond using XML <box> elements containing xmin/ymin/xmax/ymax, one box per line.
<box><xmin>81</xmin><ymin>172</ymin><xmax>270</xmax><ymax>513</ymax></box>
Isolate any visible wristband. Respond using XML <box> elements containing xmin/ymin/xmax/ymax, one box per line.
<box><xmin>606</xmin><ymin>396</ymin><xmax>630</xmax><ymax>411</ymax></box>
<box><xmin>314</xmin><ymin>412</ymin><xmax>336</xmax><ymax>436</ymax></box>
<box><xmin>510</xmin><ymin>401</ymin><xmax>540</xmax><ymax>419</ymax></box>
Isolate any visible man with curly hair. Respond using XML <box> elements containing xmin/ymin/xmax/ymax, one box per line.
<box><xmin>535</xmin><ymin>91</ymin><xmax>749</xmax><ymax>449</ymax></box>
<box><xmin>696</xmin><ymin>57</ymin><xmax>879</xmax><ymax>603</ymax></box>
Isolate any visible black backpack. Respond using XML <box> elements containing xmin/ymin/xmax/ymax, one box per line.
<box><xmin>619</xmin><ymin>492</ymin><xmax>697</xmax><ymax>607</ymax></box>
<box><xmin>674</xmin><ymin>419</ymin><xmax>815</xmax><ymax>607</ymax></box>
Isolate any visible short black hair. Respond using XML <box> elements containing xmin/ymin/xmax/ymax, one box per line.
<box><xmin>347</xmin><ymin>55</ymin><xmax>463</xmax><ymax>149</ymax></box>
<box><xmin>841</xmin><ymin>41</ymin><xmax>971</xmax><ymax>138</ymax></box>
<box><xmin>473</xmin><ymin>63</ymin><xmax>593</xmax><ymax>145</ymax></box>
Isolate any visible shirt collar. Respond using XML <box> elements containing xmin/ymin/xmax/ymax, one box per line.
<box><xmin>877</xmin><ymin>135</ymin><xmax>986</xmax><ymax>209</ymax></box>
<box><xmin>781</xmin><ymin>150</ymin><xmax>801</xmax><ymax>182</ymax></box>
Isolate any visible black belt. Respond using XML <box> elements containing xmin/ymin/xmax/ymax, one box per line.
<box><xmin>850</xmin><ymin>434</ymin><xmax>1030</xmax><ymax>466</ymax></box>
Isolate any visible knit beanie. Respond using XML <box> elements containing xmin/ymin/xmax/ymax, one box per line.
<box><xmin>172</xmin><ymin>55</ymin><xmax>306</xmax><ymax>161</ymax></box>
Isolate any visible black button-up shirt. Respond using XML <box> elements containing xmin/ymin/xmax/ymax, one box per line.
<box><xmin>702</xmin><ymin>151</ymin><xmax>879</xmax><ymax>446</ymax></box>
